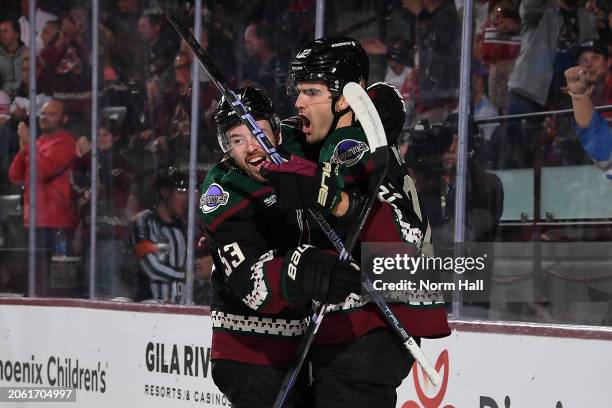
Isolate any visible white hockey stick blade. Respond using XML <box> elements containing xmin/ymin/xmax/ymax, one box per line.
<box><xmin>343</xmin><ymin>82</ymin><xmax>386</xmax><ymax>152</ymax></box>
<box><xmin>343</xmin><ymin>81</ymin><xmax>442</xmax><ymax>387</ymax></box>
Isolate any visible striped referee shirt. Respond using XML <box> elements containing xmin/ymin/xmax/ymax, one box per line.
<box><xmin>131</xmin><ymin>209</ymin><xmax>186</xmax><ymax>302</ymax></box>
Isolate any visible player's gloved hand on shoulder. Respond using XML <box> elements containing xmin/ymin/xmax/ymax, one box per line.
<box><xmin>337</xmin><ymin>190</ymin><xmax>367</xmax><ymax>221</ymax></box>
<box><xmin>281</xmin><ymin>245</ymin><xmax>361</xmax><ymax>312</ymax></box>
<box><xmin>367</xmin><ymin>82</ymin><xmax>406</xmax><ymax>146</ymax></box>
<box><xmin>259</xmin><ymin>155</ymin><xmax>344</xmax><ymax>214</ymax></box>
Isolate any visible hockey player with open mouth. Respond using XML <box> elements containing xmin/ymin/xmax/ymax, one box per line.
<box><xmin>258</xmin><ymin>37</ymin><xmax>451</xmax><ymax>408</ymax></box>
<box><xmin>199</xmin><ymin>87</ymin><xmax>365</xmax><ymax>407</ymax></box>
<box><xmin>170</xmin><ymin>4</ymin><xmax>450</xmax><ymax>399</ymax></box>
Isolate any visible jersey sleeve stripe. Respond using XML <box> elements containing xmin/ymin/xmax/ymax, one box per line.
<box><xmin>208</xmin><ymin>186</ymin><xmax>274</xmax><ymax>232</ymax></box>
<box><xmin>142</xmin><ymin>253</ymin><xmax>185</xmax><ymax>280</ymax></box>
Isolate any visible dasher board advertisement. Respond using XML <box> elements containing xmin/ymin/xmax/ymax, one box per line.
<box><xmin>1</xmin><ymin>301</ymin><xmax>611</xmax><ymax>407</ymax></box>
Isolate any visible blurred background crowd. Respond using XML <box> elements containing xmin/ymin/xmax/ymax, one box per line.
<box><xmin>0</xmin><ymin>0</ymin><xmax>611</xmax><ymax>326</ymax></box>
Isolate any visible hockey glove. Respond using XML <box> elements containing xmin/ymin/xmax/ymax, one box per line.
<box><xmin>281</xmin><ymin>245</ymin><xmax>361</xmax><ymax>312</ymax></box>
<box><xmin>367</xmin><ymin>82</ymin><xmax>406</xmax><ymax>146</ymax></box>
<box><xmin>337</xmin><ymin>191</ymin><xmax>367</xmax><ymax>222</ymax></box>
<box><xmin>259</xmin><ymin>155</ymin><xmax>344</xmax><ymax>213</ymax></box>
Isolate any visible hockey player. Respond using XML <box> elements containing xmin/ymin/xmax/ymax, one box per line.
<box><xmin>259</xmin><ymin>37</ymin><xmax>451</xmax><ymax>407</ymax></box>
<box><xmin>131</xmin><ymin>168</ymin><xmax>189</xmax><ymax>302</ymax></box>
<box><xmin>199</xmin><ymin>87</ymin><xmax>361</xmax><ymax>408</ymax></box>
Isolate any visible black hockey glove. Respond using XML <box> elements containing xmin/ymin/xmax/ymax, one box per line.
<box><xmin>367</xmin><ymin>82</ymin><xmax>406</xmax><ymax>146</ymax></box>
<box><xmin>259</xmin><ymin>155</ymin><xmax>344</xmax><ymax>214</ymax></box>
<box><xmin>281</xmin><ymin>245</ymin><xmax>361</xmax><ymax>312</ymax></box>
<box><xmin>337</xmin><ymin>191</ymin><xmax>367</xmax><ymax>222</ymax></box>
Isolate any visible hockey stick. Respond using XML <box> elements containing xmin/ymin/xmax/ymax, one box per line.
<box><xmin>274</xmin><ymin>83</ymin><xmax>441</xmax><ymax>408</ymax></box>
<box><xmin>338</xmin><ymin>82</ymin><xmax>388</xmax><ymax>261</ymax></box>
<box><xmin>164</xmin><ymin>10</ymin><xmax>348</xmax><ymax>255</ymax></box>
<box><xmin>343</xmin><ymin>84</ymin><xmax>441</xmax><ymax>388</ymax></box>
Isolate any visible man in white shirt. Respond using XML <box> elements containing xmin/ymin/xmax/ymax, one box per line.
<box><xmin>18</xmin><ymin>0</ymin><xmax>56</xmax><ymax>55</ymax></box>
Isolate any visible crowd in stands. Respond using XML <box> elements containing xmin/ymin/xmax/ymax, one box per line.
<box><xmin>0</xmin><ymin>0</ymin><xmax>610</xmax><ymax>320</ymax></box>
<box><xmin>0</xmin><ymin>0</ymin><xmax>318</xmax><ymax>196</ymax></box>
<box><xmin>0</xmin><ymin>0</ymin><xmax>316</xmax><ymax>301</ymax></box>
<box><xmin>361</xmin><ymin>0</ymin><xmax>611</xmax><ymax>169</ymax></box>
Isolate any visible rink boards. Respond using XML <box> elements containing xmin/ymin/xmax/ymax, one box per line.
<box><xmin>0</xmin><ymin>299</ymin><xmax>611</xmax><ymax>408</ymax></box>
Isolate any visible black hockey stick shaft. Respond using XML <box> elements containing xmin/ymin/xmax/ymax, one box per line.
<box><xmin>164</xmin><ymin>10</ymin><xmax>348</xmax><ymax>256</ymax></box>
<box><xmin>273</xmin><ymin>301</ymin><xmax>326</xmax><ymax>407</ymax></box>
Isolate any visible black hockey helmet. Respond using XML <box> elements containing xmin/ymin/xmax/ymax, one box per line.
<box><xmin>367</xmin><ymin>82</ymin><xmax>406</xmax><ymax>146</ymax></box>
<box><xmin>290</xmin><ymin>37</ymin><xmax>369</xmax><ymax>95</ymax></box>
<box><xmin>214</xmin><ymin>87</ymin><xmax>280</xmax><ymax>153</ymax></box>
<box><xmin>155</xmin><ymin>166</ymin><xmax>189</xmax><ymax>194</ymax></box>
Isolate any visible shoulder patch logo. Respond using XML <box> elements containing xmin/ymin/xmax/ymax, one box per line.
<box><xmin>200</xmin><ymin>183</ymin><xmax>229</xmax><ymax>214</ymax></box>
<box><xmin>330</xmin><ymin>139</ymin><xmax>369</xmax><ymax>166</ymax></box>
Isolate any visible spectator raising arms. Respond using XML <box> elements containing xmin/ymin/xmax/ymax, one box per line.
<box><xmin>565</xmin><ymin>65</ymin><xmax>612</xmax><ymax>180</ymax></box>
<box><xmin>575</xmin><ymin>39</ymin><xmax>612</xmax><ymax>110</ymax></box>
<box><xmin>506</xmin><ymin>0</ymin><xmax>599</xmax><ymax>117</ymax></box>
